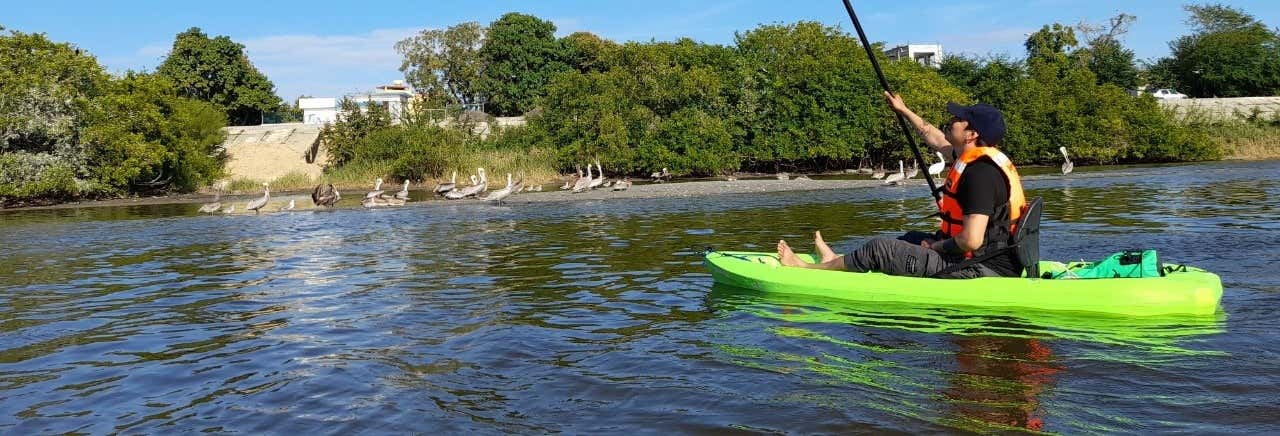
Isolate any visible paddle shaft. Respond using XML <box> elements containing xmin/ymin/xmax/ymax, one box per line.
<box><xmin>840</xmin><ymin>0</ymin><xmax>941</xmax><ymax>201</ymax></box>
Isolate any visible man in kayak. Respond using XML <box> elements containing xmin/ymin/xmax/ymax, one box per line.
<box><xmin>776</xmin><ymin>92</ymin><xmax>1027</xmax><ymax>278</ymax></box>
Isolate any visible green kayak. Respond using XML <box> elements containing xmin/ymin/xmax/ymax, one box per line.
<box><xmin>704</xmin><ymin>251</ymin><xmax>1223</xmax><ymax>316</ymax></box>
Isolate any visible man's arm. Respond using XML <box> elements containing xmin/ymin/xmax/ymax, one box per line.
<box><xmin>884</xmin><ymin>91</ymin><xmax>952</xmax><ymax>155</ymax></box>
<box><xmin>927</xmin><ymin>213</ymin><xmax>988</xmax><ymax>253</ymax></box>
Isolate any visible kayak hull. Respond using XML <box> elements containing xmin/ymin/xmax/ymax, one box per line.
<box><xmin>704</xmin><ymin>251</ymin><xmax>1223</xmax><ymax>316</ymax></box>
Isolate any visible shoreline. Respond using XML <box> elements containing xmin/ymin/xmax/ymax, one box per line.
<box><xmin>0</xmin><ymin>162</ymin><xmax>1204</xmax><ymax>213</ymax></box>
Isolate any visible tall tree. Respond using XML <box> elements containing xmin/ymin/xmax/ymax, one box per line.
<box><xmin>395</xmin><ymin>22</ymin><xmax>486</xmax><ymax>106</ymax></box>
<box><xmin>1168</xmin><ymin>4</ymin><xmax>1280</xmax><ymax>97</ymax></box>
<box><xmin>476</xmin><ymin>13</ymin><xmax>571</xmax><ymax>116</ymax></box>
<box><xmin>1077</xmin><ymin>13</ymin><xmax>1140</xmax><ymax>89</ymax></box>
<box><xmin>156</xmin><ymin>27</ymin><xmax>281</xmax><ymax>126</ymax></box>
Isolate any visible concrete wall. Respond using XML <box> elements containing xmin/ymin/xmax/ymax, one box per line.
<box><xmin>1159</xmin><ymin>96</ymin><xmax>1280</xmax><ymax>120</ymax></box>
<box><xmin>220</xmin><ymin>123</ymin><xmax>324</xmax><ymax>183</ymax></box>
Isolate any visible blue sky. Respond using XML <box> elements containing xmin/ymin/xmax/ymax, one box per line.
<box><xmin>6</xmin><ymin>1</ymin><xmax>1278</xmax><ymax>101</ymax></box>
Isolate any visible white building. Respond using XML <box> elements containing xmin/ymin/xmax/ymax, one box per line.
<box><xmin>346</xmin><ymin>80</ymin><xmax>415</xmax><ymax>123</ymax></box>
<box><xmin>885</xmin><ymin>44</ymin><xmax>944</xmax><ymax>69</ymax></box>
<box><xmin>298</xmin><ymin>97</ymin><xmax>338</xmax><ymax>125</ymax></box>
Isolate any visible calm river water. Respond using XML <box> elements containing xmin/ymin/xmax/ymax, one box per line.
<box><xmin>1</xmin><ymin>160</ymin><xmax>1277</xmax><ymax>434</ymax></box>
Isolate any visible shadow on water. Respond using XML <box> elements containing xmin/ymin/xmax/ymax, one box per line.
<box><xmin>0</xmin><ymin>160</ymin><xmax>1276</xmax><ymax>433</ymax></box>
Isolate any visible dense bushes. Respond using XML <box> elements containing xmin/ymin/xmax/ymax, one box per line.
<box><xmin>0</xmin><ymin>29</ymin><xmax>227</xmax><ymax>205</ymax></box>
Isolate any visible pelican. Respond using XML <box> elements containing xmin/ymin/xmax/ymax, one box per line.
<box><xmin>1060</xmin><ymin>146</ymin><xmax>1074</xmax><ymax>175</ymax></box>
<box><xmin>572</xmin><ymin>163</ymin><xmax>593</xmax><ymax>193</ymax></box>
<box><xmin>445</xmin><ymin>168</ymin><xmax>487</xmax><ymax>199</ymax></box>
<box><xmin>435</xmin><ymin>171</ymin><xmax>457</xmax><ymax>195</ymax></box>
<box><xmin>533</xmin><ymin>185</ymin><xmax>542</xmax><ymax>192</ymax></box>
<box><xmin>394</xmin><ymin>180</ymin><xmax>410</xmax><ymax>200</ymax></box>
<box><xmin>588</xmin><ymin>161</ymin><xmax>605</xmax><ymax>190</ymax></box>
<box><xmin>562</xmin><ymin>166</ymin><xmax>583</xmax><ymax>190</ymax></box>
<box><xmin>612</xmin><ymin>178</ymin><xmax>631</xmax><ymax>191</ymax></box>
<box><xmin>245</xmin><ymin>182</ymin><xmax>270</xmax><ymax>214</ymax></box>
<box><xmin>775</xmin><ymin>172</ymin><xmax>790</xmax><ymax>180</ymax></box>
<box><xmin>362</xmin><ymin>195</ymin><xmax>406</xmax><ymax>208</ymax></box>
<box><xmin>365</xmin><ymin>178</ymin><xmax>384</xmax><ymax>200</ymax></box>
<box><xmin>312</xmin><ymin>183</ymin><xmax>341</xmax><ymax>207</ymax></box>
<box><xmin>905</xmin><ymin>162</ymin><xmax>920</xmax><ymax>179</ymax></box>
<box><xmin>882</xmin><ymin>160</ymin><xmax>905</xmax><ymax>185</ymax></box>
<box><xmin>280</xmin><ymin>199</ymin><xmax>295</xmax><ymax>211</ymax></box>
<box><xmin>223</xmin><ymin>205</ymin><xmax>235</xmax><ymax>214</ymax></box>
<box><xmin>482</xmin><ymin>173</ymin><xmax>520</xmax><ymax>204</ymax></box>
<box><xmin>794</xmin><ymin>174</ymin><xmax>811</xmax><ymax>180</ymax></box>
<box><xmin>871</xmin><ymin>164</ymin><xmax>886</xmax><ymax>179</ymax></box>
<box><xmin>650</xmin><ymin>167</ymin><xmax>670</xmax><ymax>182</ymax></box>
<box><xmin>198</xmin><ymin>189</ymin><xmax>222</xmax><ymax>213</ymax></box>
<box><xmin>927</xmin><ymin>151</ymin><xmax>945</xmax><ymax>176</ymax></box>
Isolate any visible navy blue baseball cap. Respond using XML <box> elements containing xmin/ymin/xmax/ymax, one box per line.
<box><xmin>946</xmin><ymin>102</ymin><xmax>1005</xmax><ymax>145</ymax></box>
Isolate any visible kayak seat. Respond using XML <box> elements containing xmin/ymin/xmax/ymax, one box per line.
<box><xmin>1013</xmin><ymin>197</ymin><xmax>1043</xmax><ymax>278</ymax></box>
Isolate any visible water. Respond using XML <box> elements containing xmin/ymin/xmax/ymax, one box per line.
<box><xmin>1</xmin><ymin>160</ymin><xmax>1277</xmax><ymax>434</ymax></box>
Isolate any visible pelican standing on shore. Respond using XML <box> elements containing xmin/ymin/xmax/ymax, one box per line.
<box><xmin>198</xmin><ymin>189</ymin><xmax>222</xmax><ymax>213</ymax></box>
<box><xmin>365</xmin><ymin>178</ymin><xmax>384</xmax><ymax>200</ymax></box>
<box><xmin>572</xmin><ymin>163</ymin><xmax>593</xmax><ymax>193</ymax></box>
<box><xmin>927</xmin><ymin>151</ymin><xmax>945</xmax><ymax>176</ymax></box>
<box><xmin>871</xmin><ymin>164</ymin><xmax>886</xmax><ymax>179</ymax></box>
<box><xmin>1059</xmin><ymin>146</ymin><xmax>1074</xmax><ymax>175</ymax></box>
<box><xmin>311</xmin><ymin>184</ymin><xmax>341</xmax><ymax>207</ymax></box>
<box><xmin>245</xmin><ymin>183</ymin><xmax>270</xmax><ymax>214</ymax></box>
<box><xmin>280</xmin><ymin>199</ymin><xmax>295</xmax><ymax>211</ymax></box>
<box><xmin>905</xmin><ymin>162</ymin><xmax>920</xmax><ymax>179</ymax></box>
<box><xmin>482</xmin><ymin>173</ymin><xmax>520</xmax><ymax>204</ymax></box>
<box><xmin>435</xmin><ymin>171</ymin><xmax>457</xmax><ymax>195</ymax></box>
<box><xmin>612</xmin><ymin>178</ymin><xmax>631</xmax><ymax>191</ymax></box>
<box><xmin>882</xmin><ymin>161</ymin><xmax>905</xmax><ymax>185</ymax></box>
<box><xmin>394</xmin><ymin>180</ymin><xmax>410</xmax><ymax>200</ymax></box>
<box><xmin>588</xmin><ymin>161</ymin><xmax>605</xmax><ymax>190</ymax></box>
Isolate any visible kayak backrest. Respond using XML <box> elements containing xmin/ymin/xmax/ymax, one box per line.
<box><xmin>1013</xmin><ymin>197</ymin><xmax>1043</xmax><ymax>278</ymax></box>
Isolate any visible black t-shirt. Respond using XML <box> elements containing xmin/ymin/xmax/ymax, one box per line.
<box><xmin>953</xmin><ymin>159</ymin><xmax>1020</xmax><ymax>277</ymax></box>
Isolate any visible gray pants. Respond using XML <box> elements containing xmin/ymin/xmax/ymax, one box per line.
<box><xmin>842</xmin><ymin>235</ymin><xmax>998</xmax><ymax>279</ymax></box>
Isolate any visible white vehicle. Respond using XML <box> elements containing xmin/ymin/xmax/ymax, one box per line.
<box><xmin>1151</xmin><ymin>88</ymin><xmax>1188</xmax><ymax>99</ymax></box>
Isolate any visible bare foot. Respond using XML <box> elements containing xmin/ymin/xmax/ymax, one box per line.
<box><xmin>777</xmin><ymin>240</ymin><xmax>806</xmax><ymax>267</ymax></box>
<box><xmin>814</xmin><ymin>231</ymin><xmax>839</xmax><ymax>263</ymax></box>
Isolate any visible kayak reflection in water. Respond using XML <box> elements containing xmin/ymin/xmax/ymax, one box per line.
<box><xmin>777</xmin><ymin>92</ymin><xmax>1027</xmax><ymax>279</ymax></box>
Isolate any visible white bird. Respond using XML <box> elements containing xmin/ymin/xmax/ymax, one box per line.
<box><xmin>1060</xmin><ymin>146</ymin><xmax>1074</xmax><ymax>175</ymax></box>
<box><xmin>871</xmin><ymin>164</ymin><xmax>886</xmax><ymax>179</ymax></box>
<box><xmin>905</xmin><ymin>162</ymin><xmax>920</xmax><ymax>179</ymax></box>
<box><xmin>882</xmin><ymin>160</ymin><xmax>905</xmax><ymax>185</ymax></box>
<box><xmin>775</xmin><ymin>172</ymin><xmax>790</xmax><ymax>180</ymax></box>
<box><xmin>572</xmin><ymin>163</ymin><xmax>593</xmax><ymax>193</ymax></box>
<box><xmin>245</xmin><ymin>182</ymin><xmax>270</xmax><ymax>214</ymax></box>
<box><xmin>650</xmin><ymin>167</ymin><xmax>670</xmax><ymax>182</ymax></box>
<box><xmin>533</xmin><ymin>185</ymin><xmax>542</xmax><ymax>192</ymax></box>
<box><xmin>927</xmin><ymin>151</ymin><xmax>945</xmax><ymax>176</ymax></box>
<box><xmin>223</xmin><ymin>205</ymin><xmax>235</xmax><ymax>214</ymax></box>
<box><xmin>198</xmin><ymin>189</ymin><xmax>222</xmax><ymax>213</ymax></box>
<box><xmin>365</xmin><ymin>178</ymin><xmax>385</xmax><ymax>200</ymax></box>
<box><xmin>612</xmin><ymin>178</ymin><xmax>631</xmax><ymax>191</ymax></box>
<box><xmin>394</xmin><ymin>180</ymin><xmax>410</xmax><ymax>200</ymax></box>
<box><xmin>482</xmin><ymin>173</ymin><xmax>521</xmax><ymax>204</ymax></box>
<box><xmin>280</xmin><ymin>199</ymin><xmax>295</xmax><ymax>211</ymax></box>
<box><xmin>362</xmin><ymin>195</ymin><xmax>406</xmax><ymax>208</ymax></box>
<box><xmin>435</xmin><ymin>171</ymin><xmax>457</xmax><ymax>195</ymax></box>
<box><xmin>445</xmin><ymin>168</ymin><xmax>487</xmax><ymax>199</ymax></box>
<box><xmin>588</xmin><ymin>161</ymin><xmax>605</xmax><ymax>190</ymax></box>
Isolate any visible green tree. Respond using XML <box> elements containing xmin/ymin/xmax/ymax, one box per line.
<box><xmin>395</xmin><ymin>22</ymin><xmax>486</xmax><ymax>106</ymax></box>
<box><xmin>1167</xmin><ymin>4</ymin><xmax>1280</xmax><ymax>97</ymax></box>
<box><xmin>1078</xmin><ymin>13</ymin><xmax>1140</xmax><ymax>89</ymax></box>
<box><xmin>476</xmin><ymin>13</ymin><xmax>571</xmax><ymax>116</ymax></box>
<box><xmin>1025</xmin><ymin>23</ymin><xmax>1080</xmax><ymax>63</ymax></box>
<box><xmin>156</xmin><ymin>27</ymin><xmax>281</xmax><ymax>125</ymax></box>
<box><xmin>561</xmin><ymin>31</ymin><xmax>618</xmax><ymax>73</ymax></box>
<box><xmin>1140</xmin><ymin>57</ymin><xmax>1182</xmax><ymax>90</ymax></box>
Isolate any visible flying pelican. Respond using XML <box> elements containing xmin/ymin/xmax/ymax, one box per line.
<box><xmin>927</xmin><ymin>151</ymin><xmax>945</xmax><ymax>176</ymax></box>
<box><xmin>871</xmin><ymin>164</ymin><xmax>886</xmax><ymax>179</ymax></box>
<box><xmin>312</xmin><ymin>184</ymin><xmax>341</xmax><ymax>206</ymax></box>
<box><xmin>882</xmin><ymin>160</ymin><xmax>905</xmax><ymax>185</ymax></box>
<box><xmin>245</xmin><ymin>182</ymin><xmax>270</xmax><ymax>214</ymax></box>
<box><xmin>394</xmin><ymin>180</ymin><xmax>410</xmax><ymax>200</ymax></box>
<box><xmin>198</xmin><ymin>189</ymin><xmax>222</xmax><ymax>213</ymax></box>
<box><xmin>365</xmin><ymin>178</ymin><xmax>384</xmax><ymax>200</ymax></box>
<box><xmin>435</xmin><ymin>171</ymin><xmax>457</xmax><ymax>195</ymax></box>
<box><xmin>1060</xmin><ymin>146</ymin><xmax>1074</xmax><ymax>175</ymax></box>
<box><xmin>572</xmin><ymin>163</ymin><xmax>593</xmax><ymax>193</ymax></box>
<box><xmin>280</xmin><ymin>199</ymin><xmax>295</xmax><ymax>211</ymax></box>
<box><xmin>482</xmin><ymin>173</ymin><xmax>520</xmax><ymax>204</ymax></box>
<box><xmin>588</xmin><ymin>161</ymin><xmax>605</xmax><ymax>190</ymax></box>
<box><xmin>612</xmin><ymin>178</ymin><xmax>631</xmax><ymax>191</ymax></box>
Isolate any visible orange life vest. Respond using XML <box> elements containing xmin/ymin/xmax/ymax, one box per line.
<box><xmin>937</xmin><ymin>146</ymin><xmax>1026</xmax><ymax>256</ymax></box>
